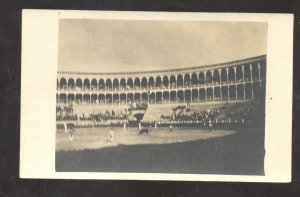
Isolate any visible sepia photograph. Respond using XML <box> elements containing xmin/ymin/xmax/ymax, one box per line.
<box><xmin>20</xmin><ymin>10</ymin><xmax>293</xmax><ymax>181</ymax></box>
<box><xmin>55</xmin><ymin>19</ymin><xmax>267</xmax><ymax>175</ymax></box>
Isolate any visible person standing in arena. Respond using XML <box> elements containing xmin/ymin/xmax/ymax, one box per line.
<box><xmin>68</xmin><ymin>124</ymin><xmax>76</xmax><ymax>142</ymax></box>
<box><xmin>208</xmin><ymin>120</ymin><xmax>213</xmax><ymax>132</ymax></box>
<box><xmin>63</xmin><ymin>122</ymin><xmax>67</xmax><ymax>133</ymax></box>
<box><xmin>109</xmin><ymin>127</ymin><xmax>115</xmax><ymax>142</ymax></box>
<box><xmin>123</xmin><ymin>122</ymin><xmax>127</xmax><ymax>131</ymax></box>
<box><xmin>169</xmin><ymin>124</ymin><xmax>173</xmax><ymax>132</ymax></box>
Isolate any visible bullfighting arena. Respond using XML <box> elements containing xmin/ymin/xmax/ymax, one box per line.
<box><xmin>56</xmin><ymin>55</ymin><xmax>266</xmax><ymax>175</ymax></box>
<box><xmin>56</xmin><ymin>127</ymin><xmax>265</xmax><ymax>175</ymax></box>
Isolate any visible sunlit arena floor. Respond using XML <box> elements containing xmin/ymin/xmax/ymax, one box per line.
<box><xmin>55</xmin><ymin>126</ymin><xmax>265</xmax><ymax>175</ymax></box>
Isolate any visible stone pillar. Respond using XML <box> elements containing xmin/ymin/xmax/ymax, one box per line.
<box><xmin>219</xmin><ymin>69</ymin><xmax>222</xmax><ymax>101</ymax></box>
<box><xmin>258</xmin><ymin>62</ymin><xmax>262</xmax><ymax>87</ymax></box>
<box><xmin>227</xmin><ymin>68</ymin><xmax>230</xmax><ymax>101</ymax></box>
<box><xmin>234</xmin><ymin>67</ymin><xmax>237</xmax><ymax>82</ymax></box>
<box><xmin>250</xmin><ymin>64</ymin><xmax>254</xmax><ymax>99</ymax></box>
<box><xmin>242</xmin><ymin>65</ymin><xmax>245</xmax><ymax>100</ymax></box>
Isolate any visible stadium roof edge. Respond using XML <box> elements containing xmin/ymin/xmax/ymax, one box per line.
<box><xmin>57</xmin><ymin>54</ymin><xmax>266</xmax><ymax>76</ymax></box>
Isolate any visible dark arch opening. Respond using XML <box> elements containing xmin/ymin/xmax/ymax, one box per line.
<box><xmin>106</xmin><ymin>79</ymin><xmax>112</xmax><ymax>90</ymax></box>
<box><xmin>60</xmin><ymin>78</ymin><xmax>67</xmax><ymax>89</ymax></box>
<box><xmin>91</xmin><ymin>79</ymin><xmax>97</xmax><ymax>90</ymax></box>
<box><xmin>213</xmin><ymin>70</ymin><xmax>220</xmax><ymax>84</ymax></box>
<box><xmin>134</xmin><ymin>78</ymin><xmax>140</xmax><ymax>89</ymax></box>
<box><xmin>228</xmin><ymin>67</ymin><xmax>235</xmax><ymax>83</ymax></box>
<box><xmin>156</xmin><ymin>76</ymin><xmax>162</xmax><ymax>89</ymax></box>
<box><xmin>221</xmin><ymin>69</ymin><xmax>227</xmax><ymax>83</ymax></box>
<box><xmin>206</xmin><ymin>71</ymin><xmax>212</xmax><ymax>84</ymax></box>
<box><xmin>98</xmin><ymin>79</ymin><xmax>105</xmax><ymax>90</ymax></box>
<box><xmin>236</xmin><ymin>66</ymin><xmax>243</xmax><ymax>82</ymax></box>
<box><xmin>127</xmin><ymin>78</ymin><xmax>133</xmax><ymax>90</ymax></box>
<box><xmin>68</xmin><ymin>78</ymin><xmax>75</xmax><ymax>90</ymax></box>
<box><xmin>76</xmin><ymin>79</ymin><xmax>82</xmax><ymax>90</ymax></box>
<box><xmin>113</xmin><ymin>78</ymin><xmax>119</xmax><ymax>90</ymax></box>
<box><xmin>149</xmin><ymin>77</ymin><xmax>155</xmax><ymax>89</ymax></box>
<box><xmin>191</xmin><ymin>73</ymin><xmax>198</xmax><ymax>86</ymax></box>
<box><xmin>184</xmin><ymin>74</ymin><xmax>190</xmax><ymax>87</ymax></box>
<box><xmin>170</xmin><ymin>75</ymin><xmax>176</xmax><ymax>88</ymax></box>
<box><xmin>163</xmin><ymin>76</ymin><xmax>169</xmax><ymax>88</ymax></box>
<box><xmin>199</xmin><ymin>72</ymin><xmax>205</xmax><ymax>85</ymax></box>
<box><xmin>141</xmin><ymin>77</ymin><xmax>147</xmax><ymax>89</ymax></box>
<box><xmin>177</xmin><ymin>75</ymin><xmax>183</xmax><ymax>87</ymax></box>
<box><xmin>120</xmin><ymin>78</ymin><xmax>126</xmax><ymax>90</ymax></box>
<box><xmin>83</xmin><ymin>79</ymin><xmax>90</xmax><ymax>90</ymax></box>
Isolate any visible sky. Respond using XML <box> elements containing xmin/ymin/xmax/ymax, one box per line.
<box><xmin>58</xmin><ymin>19</ymin><xmax>267</xmax><ymax>73</ymax></box>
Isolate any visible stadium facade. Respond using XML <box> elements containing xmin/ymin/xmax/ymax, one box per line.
<box><xmin>57</xmin><ymin>55</ymin><xmax>266</xmax><ymax>105</ymax></box>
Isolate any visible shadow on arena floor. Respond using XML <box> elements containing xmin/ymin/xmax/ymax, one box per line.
<box><xmin>55</xmin><ymin>128</ymin><xmax>265</xmax><ymax>175</ymax></box>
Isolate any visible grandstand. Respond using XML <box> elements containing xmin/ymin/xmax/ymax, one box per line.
<box><xmin>56</xmin><ymin>55</ymin><xmax>266</xmax><ymax>128</ymax></box>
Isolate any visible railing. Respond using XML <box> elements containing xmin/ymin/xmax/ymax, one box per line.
<box><xmin>57</xmin><ymin>79</ymin><xmax>263</xmax><ymax>93</ymax></box>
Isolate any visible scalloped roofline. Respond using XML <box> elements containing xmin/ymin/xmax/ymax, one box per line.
<box><xmin>58</xmin><ymin>54</ymin><xmax>266</xmax><ymax>76</ymax></box>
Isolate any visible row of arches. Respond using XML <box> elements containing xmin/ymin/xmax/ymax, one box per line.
<box><xmin>57</xmin><ymin>82</ymin><xmax>264</xmax><ymax>104</ymax></box>
<box><xmin>57</xmin><ymin>63</ymin><xmax>266</xmax><ymax>91</ymax></box>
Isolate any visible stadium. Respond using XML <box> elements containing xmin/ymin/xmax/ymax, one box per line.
<box><xmin>56</xmin><ymin>55</ymin><xmax>266</xmax><ymax>175</ymax></box>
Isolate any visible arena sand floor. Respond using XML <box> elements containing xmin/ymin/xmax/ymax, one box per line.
<box><xmin>55</xmin><ymin>127</ymin><xmax>265</xmax><ymax>175</ymax></box>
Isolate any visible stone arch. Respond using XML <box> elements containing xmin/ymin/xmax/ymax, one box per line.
<box><xmin>236</xmin><ymin>65</ymin><xmax>243</xmax><ymax>82</ymax></box>
<box><xmin>156</xmin><ymin>92</ymin><xmax>162</xmax><ymax>103</ymax></box>
<box><xmin>148</xmin><ymin>77</ymin><xmax>155</xmax><ymax>89</ymax></box>
<box><xmin>228</xmin><ymin>67</ymin><xmax>235</xmax><ymax>82</ymax></box>
<box><xmin>191</xmin><ymin>73</ymin><xmax>198</xmax><ymax>86</ymax></box>
<box><xmin>75</xmin><ymin>94</ymin><xmax>82</xmax><ymax>103</ymax></box>
<box><xmin>68</xmin><ymin>78</ymin><xmax>75</xmax><ymax>90</ymax></box>
<box><xmin>206</xmin><ymin>71</ymin><xmax>212</xmax><ymax>84</ymax></box>
<box><xmin>163</xmin><ymin>91</ymin><xmax>169</xmax><ymax>102</ymax></box>
<box><xmin>91</xmin><ymin>79</ymin><xmax>97</xmax><ymax>90</ymax></box>
<box><xmin>113</xmin><ymin>78</ymin><xmax>119</xmax><ymax>90</ymax></box>
<box><xmin>134</xmin><ymin>77</ymin><xmax>140</xmax><ymax>89</ymax></box>
<box><xmin>83</xmin><ymin>94</ymin><xmax>90</xmax><ymax>103</ymax></box>
<box><xmin>83</xmin><ymin>78</ymin><xmax>90</xmax><ymax>90</ymax></box>
<box><xmin>106</xmin><ymin>94</ymin><xmax>112</xmax><ymax>104</ymax></box>
<box><xmin>170</xmin><ymin>75</ymin><xmax>176</xmax><ymax>88</ymax></box>
<box><xmin>163</xmin><ymin>75</ymin><xmax>169</xmax><ymax>88</ymax></box>
<box><xmin>76</xmin><ymin>79</ymin><xmax>82</xmax><ymax>90</ymax></box>
<box><xmin>213</xmin><ymin>70</ymin><xmax>220</xmax><ymax>84</ymax></box>
<box><xmin>98</xmin><ymin>79</ymin><xmax>105</xmax><ymax>90</ymax></box>
<box><xmin>221</xmin><ymin>69</ymin><xmax>227</xmax><ymax>83</ymax></box>
<box><xmin>120</xmin><ymin>78</ymin><xmax>126</xmax><ymax>90</ymax></box>
<box><xmin>60</xmin><ymin>78</ymin><xmax>67</xmax><ymax>89</ymax></box>
<box><xmin>199</xmin><ymin>72</ymin><xmax>205</xmax><ymax>85</ymax></box>
<box><xmin>184</xmin><ymin>73</ymin><xmax>190</xmax><ymax>87</ymax></box>
<box><xmin>185</xmin><ymin>89</ymin><xmax>191</xmax><ymax>102</ymax></box>
<box><xmin>252</xmin><ymin>63</ymin><xmax>259</xmax><ymax>81</ymax></box>
<box><xmin>141</xmin><ymin>77</ymin><xmax>147</xmax><ymax>89</ymax></box>
<box><xmin>106</xmin><ymin>79</ymin><xmax>112</xmax><ymax>90</ymax></box>
<box><xmin>177</xmin><ymin>75</ymin><xmax>183</xmax><ymax>87</ymax></box>
<box><xmin>127</xmin><ymin>78</ymin><xmax>133</xmax><ymax>89</ymax></box>
<box><xmin>156</xmin><ymin>76</ymin><xmax>162</xmax><ymax>88</ymax></box>
<box><xmin>91</xmin><ymin>94</ymin><xmax>97</xmax><ymax>103</ymax></box>
<box><xmin>244</xmin><ymin>64</ymin><xmax>251</xmax><ymax>81</ymax></box>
